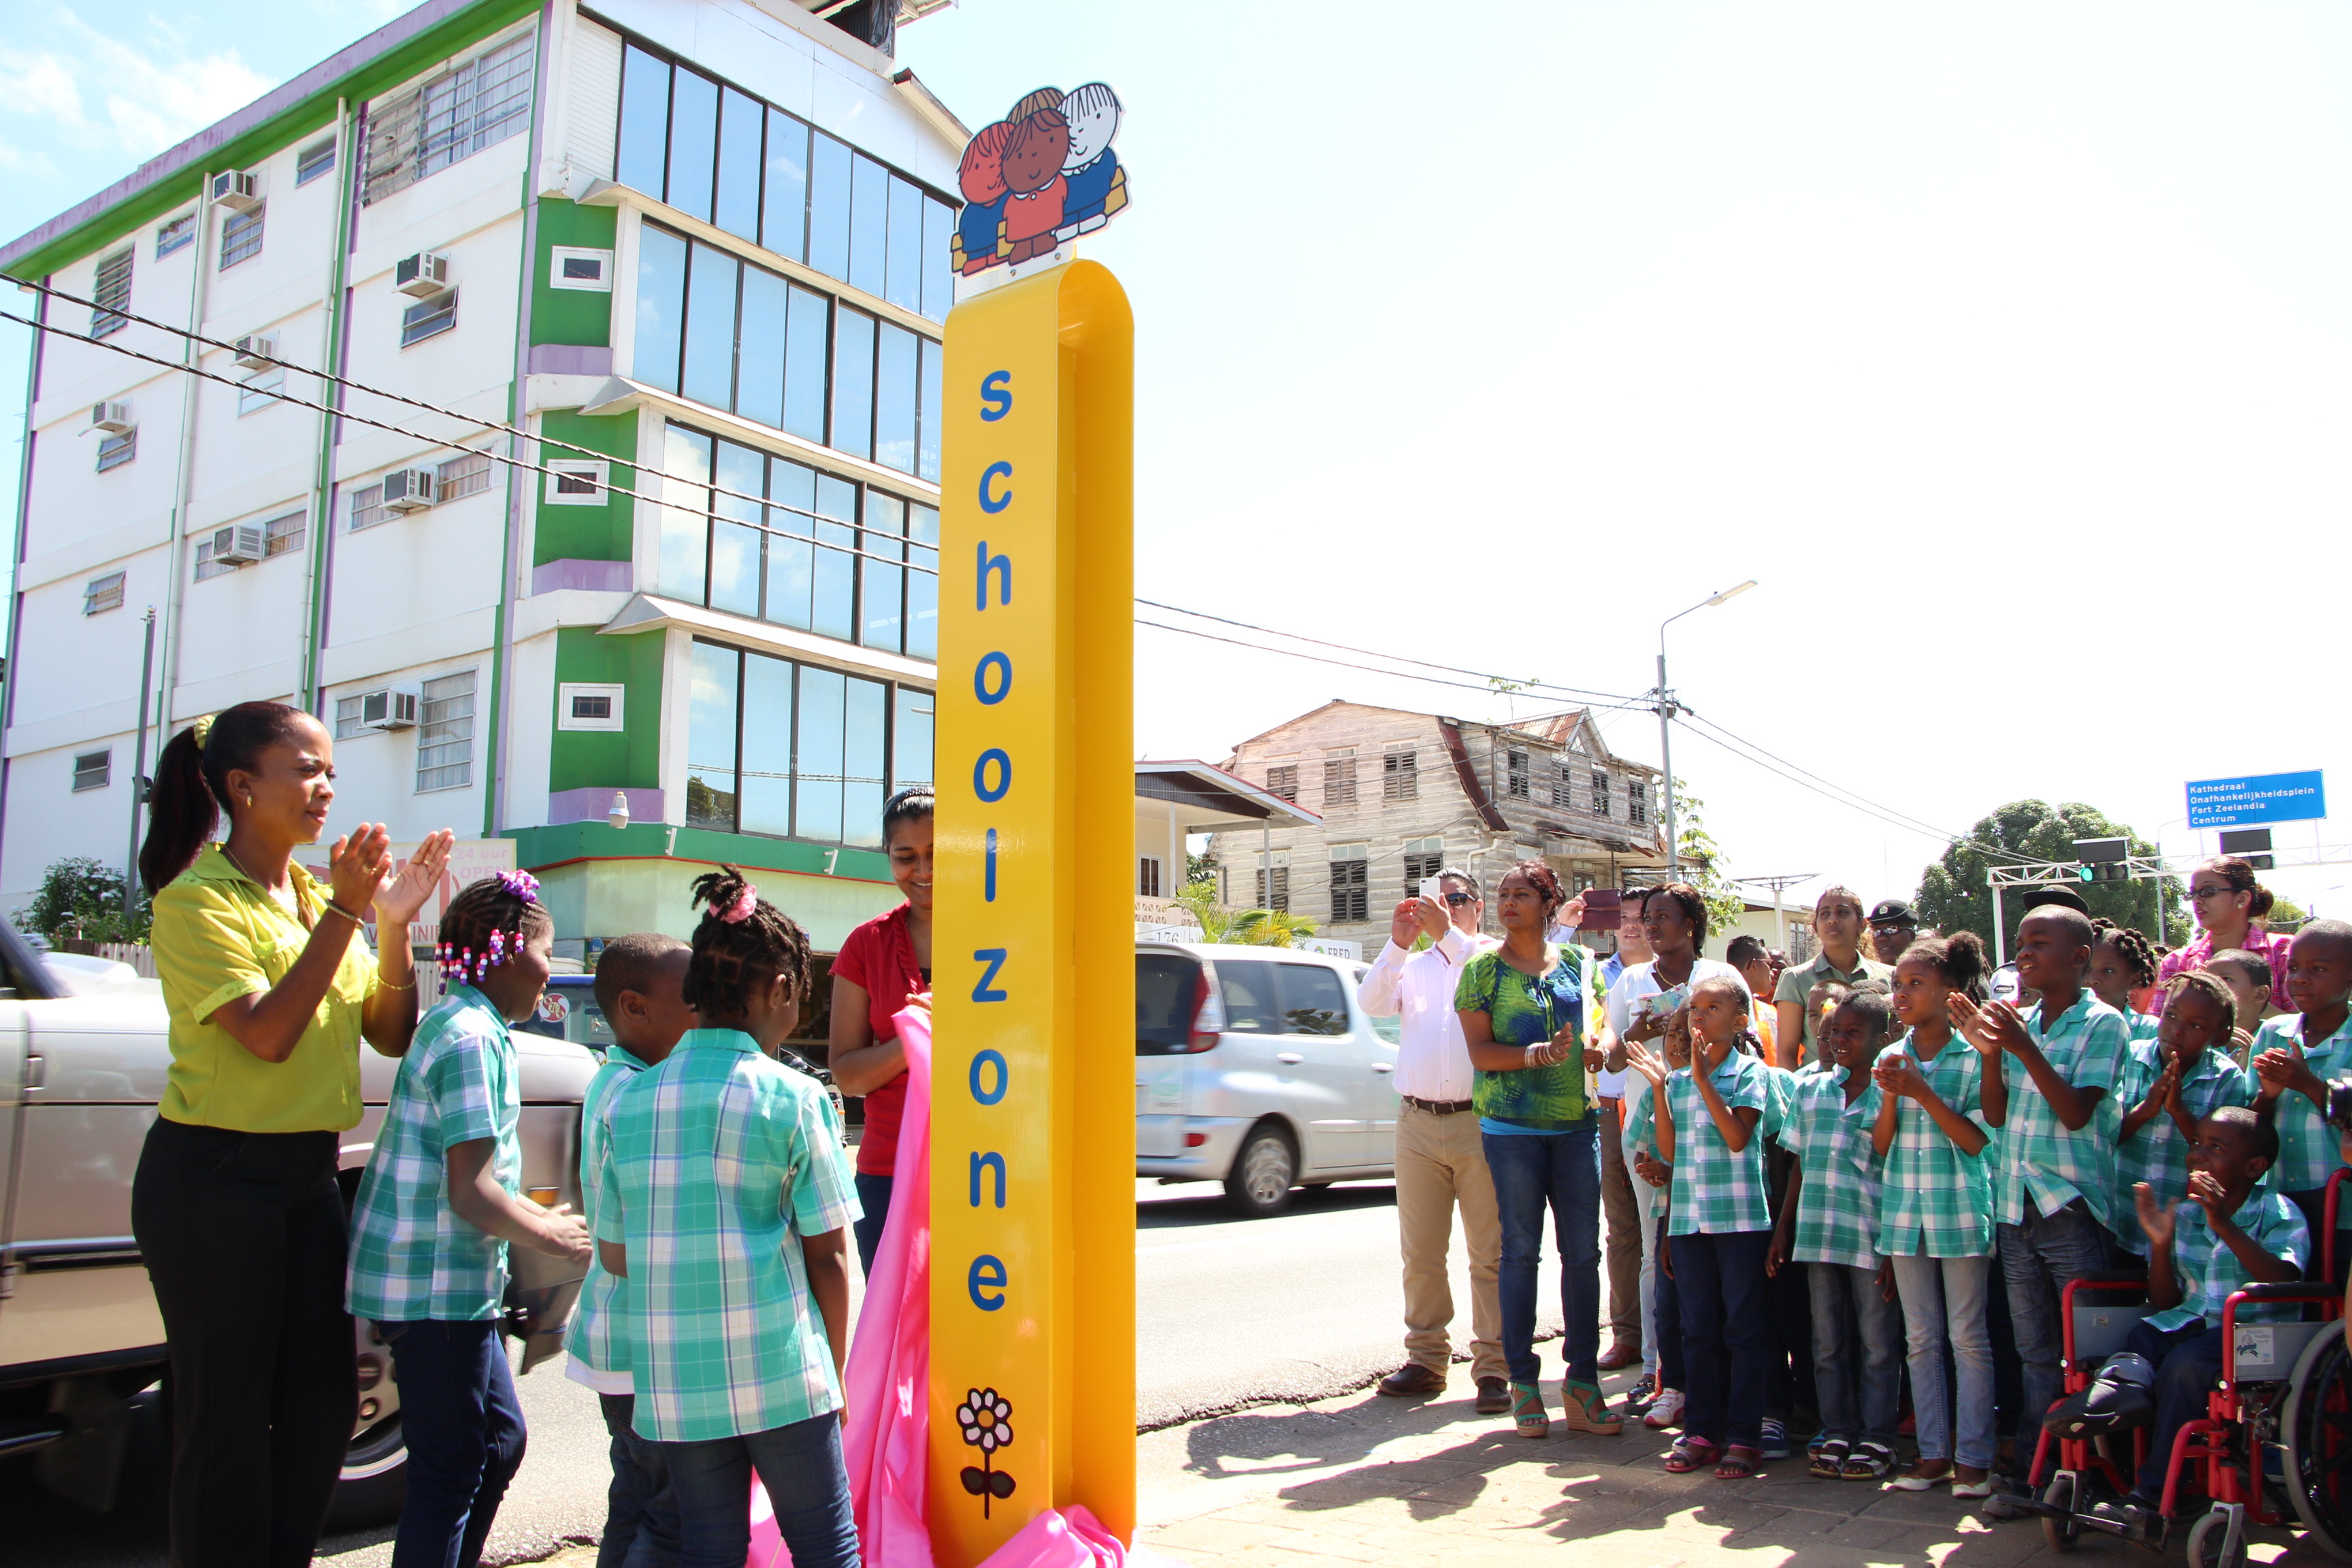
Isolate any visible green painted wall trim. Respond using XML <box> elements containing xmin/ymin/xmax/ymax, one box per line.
<box><xmin>530</xmin><ymin>199</ymin><xmax>619</xmax><ymax>346</ymax></box>
<box><xmin>549</xmin><ymin>626</ymin><xmax>663</xmax><ymax>790</ymax></box>
<box><xmin>2</xmin><ymin>0</ymin><xmax>538</xmax><ymax>282</ymax></box>
<box><xmin>505</xmin><ymin>820</ymin><xmax>894</xmax><ymax>884</ymax></box>
<box><xmin>532</xmin><ymin>409</ymin><xmax>638</xmax><ymax>564</ymax></box>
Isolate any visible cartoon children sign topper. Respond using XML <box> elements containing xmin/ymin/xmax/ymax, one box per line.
<box><xmin>951</xmin><ymin>83</ymin><xmax>1130</xmax><ymax>276</ymax></box>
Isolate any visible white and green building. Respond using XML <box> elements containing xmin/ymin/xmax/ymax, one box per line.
<box><xmin>0</xmin><ymin>0</ymin><xmax>965</xmax><ymax>958</ymax></box>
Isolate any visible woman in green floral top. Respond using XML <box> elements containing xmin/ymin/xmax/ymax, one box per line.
<box><xmin>1455</xmin><ymin>860</ymin><xmax>1615</xmax><ymax>1441</ymax></box>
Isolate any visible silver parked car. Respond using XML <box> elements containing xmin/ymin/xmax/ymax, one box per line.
<box><xmin>0</xmin><ymin>916</ymin><xmax>595</xmax><ymax>1524</ymax></box>
<box><xmin>1133</xmin><ymin>942</ymin><xmax>1403</xmax><ymax>1217</ymax></box>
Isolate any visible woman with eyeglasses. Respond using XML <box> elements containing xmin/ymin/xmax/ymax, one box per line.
<box><xmin>2156</xmin><ymin>855</ymin><xmax>2291</xmax><ymax>1013</ymax></box>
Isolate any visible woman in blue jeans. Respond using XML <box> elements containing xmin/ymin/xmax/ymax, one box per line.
<box><xmin>1454</xmin><ymin>860</ymin><xmax>1619</xmax><ymax>1440</ymax></box>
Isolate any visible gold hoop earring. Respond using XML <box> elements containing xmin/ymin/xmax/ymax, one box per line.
<box><xmin>244</xmin><ymin>794</ymin><xmax>253</xmax><ymax>808</ymax></box>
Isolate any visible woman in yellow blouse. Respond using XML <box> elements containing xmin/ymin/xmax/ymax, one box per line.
<box><xmin>132</xmin><ymin>700</ymin><xmax>451</xmax><ymax>1567</ymax></box>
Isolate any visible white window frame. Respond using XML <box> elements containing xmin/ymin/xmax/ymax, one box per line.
<box><xmin>1138</xmin><ymin>855</ymin><xmax>1163</xmax><ymax>898</ymax></box>
<box><xmin>437</xmin><ymin>450</ymin><xmax>495</xmax><ymax>501</ymax></box>
<box><xmin>237</xmin><ymin>365</ymin><xmax>284</xmax><ymax>416</ymax></box>
<box><xmin>349</xmin><ymin>483</ymin><xmax>389</xmax><ymax>532</ymax></box>
<box><xmin>557</xmin><ymin>682</ymin><xmax>625</xmax><ymax>732</ymax></box>
<box><xmin>295</xmin><ymin>137</ymin><xmax>338</xmax><ymax>186</ymax></box>
<box><xmin>83</xmin><ymin>572</ymin><xmax>126</xmax><ymax>615</ymax></box>
<box><xmin>96</xmin><ymin>430</ymin><xmax>136</xmax><ymax>472</ymax></box>
<box><xmin>400</xmin><ymin>289</ymin><xmax>458</xmax><ymax>347</ymax></box>
<box><xmin>544</xmin><ymin>459</ymin><xmax>609</xmax><ymax>505</ymax></box>
<box><xmin>416</xmin><ymin>670</ymin><xmax>478</xmax><ymax>793</ymax></box>
<box><xmin>155</xmin><ymin>212</ymin><xmax>195</xmax><ymax>259</ymax></box>
<box><xmin>549</xmin><ymin>246</ymin><xmax>615</xmax><ymax>291</ymax></box>
<box><xmin>71</xmin><ymin>749</ymin><xmax>111</xmax><ymax>792</ymax></box>
<box><xmin>220</xmin><ymin>203</ymin><xmax>265</xmax><ymax>269</ymax></box>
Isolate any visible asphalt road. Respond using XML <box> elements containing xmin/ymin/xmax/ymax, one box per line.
<box><xmin>5</xmin><ymin>1177</ymin><xmax>1567</xmax><ymax>1567</ymax></box>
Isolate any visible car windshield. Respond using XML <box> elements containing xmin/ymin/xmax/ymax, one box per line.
<box><xmin>514</xmin><ymin>979</ymin><xmax>612</xmax><ymax>1046</ymax></box>
<box><xmin>1137</xmin><ymin>951</ymin><xmax>1200</xmax><ymax>1055</ymax></box>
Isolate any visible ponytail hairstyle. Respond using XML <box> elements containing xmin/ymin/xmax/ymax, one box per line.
<box><xmin>436</xmin><ymin>871</ymin><xmax>552</xmax><ymax>985</ymax></box>
<box><xmin>2090</xmin><ymin>919</ymin><xmax>2159</xmax><ymax>990</ymax></box>
<box><xmin>683</xmin><ymin>865</ymin><xmax>813</xmax><ymax>1022</ymax></box>
<box><xmin>2201</xmin><ymin>857</ymin><xmax>2275</xmax><ymax>924</ymax></box>
<box><xmin>882</xmin><ymin>785</ymin><xmax>934</xmax><ymax>847</ymax></box>
<box><xmin>1501</xmin><ymin>858</ymin><xmax>1567</xmax><ymax>917</ymax></box>
<box><xmin>1644</xmin><ymin>881</ymin><xmax>1711</xmax><ymax>955</ymax></box>
<box><xmin>137</xmin><ymin>700</ymin><xmax>314</xmax><ymax>893</ymax></box>
<box><xmin>1901</xmin><ymin>929</ymin><xmax>1990</xmax><ymax>1002</ymax></box>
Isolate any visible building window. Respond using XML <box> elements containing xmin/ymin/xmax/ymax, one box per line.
<box><xmin>1383</xmin><ymin>746</ymin><xmax>1417</xmax><ymax>800</ymax></box>
<box><xmin>92</xmin><ymin>249</ymin><xmax>133</xmax><ymax>338</ymax></box>
<box><xmin>655</xmin><ymin>422</ymin><xmax>937</xmax><ymax>659</ymax></box>
<box><xmin>1552</xmin><ymin>762</ymin><xmax>1576</xmax><ymax>809</ymax></box>
<box><xmin>349</xmin><ymin>483</ymin><xmax>389</xmax><ymax>532</ymax></box>
<box><xmin>83</xmin><ymin>572</ymin><xmax>126</xmax><ymax>615</ymax></box>
<box><xmin>550</xmin><ymin>247</ymin><xmax>613</xmax><ymax>291</ymax></box>
<box><xmin>685</xmin><ymin>639</ymin><xmax>933</xmax><ymax>847</ymax></box>
<box><xmin>401</xmin><ymin>289</ymin><xmax>457</xmax><ymax>346</ymax></box>
<box><xmin>558</xmin><ymin>683</ymin><xmax>625</xmax><ymax>732</ymax></box>
<box><xmin>193</xmin><ymin>538</ymin><xmax>227</xmax><ymax>580</ymax></box>
<box><xmin>72</xmin><ymin>750</ymin><xmax>111</xmax><ymax>792</ymax></box>
<box><xmin>1590</xmin><ymin>770</ymin><xmax>1610</xmax><ymax>818</ymax></box>
<box><xmin>415</xmin><ymin>671</ymin><xmax>477</xmax><ymax>792</ymax></box>
<box><xmin>263</xmin><ymin>512</ymin><xmax>306</xmax><ymax>557</ymax></box>
<box><xmin>96</xmin><ymin>430</ymin><xmax>136</xmax><ymax>471</ymax></box>
<box><xmin>1322</xmin><ymin>751</ymin><xmax>1357</xmax><ymax>808</ymax></box>
<box><xmin>220</xmin><ymin>204</ymin><xmax>265</xmax><ymax>269</ymax></box>
<box><xmin>1401</xmin><ymin>836</ymin><xmax>1444</xmax><ymax>893</ymax></box>
<box><xmin>1629</xmin><ymin>779</ymin><xmax>1648</xmax><ymax>826</ymax></box>
<box><xmin>1255</xmin><ymin>851</ymin><xmax>1290</xmax><ymax>911</ymax></box>
<box><xmin>545</xmin><ymin>460</ymin><xmax>608</xmax><ymax>504</ymax></box>
<box><xmin>613</xmin><ymin>35</ymin><xmax>953</xmax><ymax>323</ymax></box>
<box><xmin>634</xmin><ymin>224</ymin><xmax>943</xmax><ymax>481</ymax></box>
<box><xmin>296</xmin><ymin>138</ymin><xmax>337</xmax><ymax>185</ymax></box>
<box><xmin>155</xmin><ymin>212</ymin><xmax>195</xmax><ymax>259</ymax></box>
<box><xmin>237</xmin><ymin>365</ymin><xmax>284</xmax><ymax>415</ymax></box>
<box><xmin>1138</xmin><ymin>856</ymin><xmax>1162</xmax><ymax>898</ymax></box>
<box><xmin>334</xmin><ymin>693</ymin><xmax>366</xmax><ymax>738</ymax></box>
<box><xmin>1328</xmin><ymin>844</ymin><xmax>1369</xmax><ymax>924</ymax></box>
<box><xmin>437</xmin><ymin>450</ymin><xmax>493</xmax><ymax>501</ymax></box>
<box><xmin>1505</xmin><ymin>749</ymin><xmax>1531</xmax><ymax>799</ymax></box>
<box><xmin>363</xmin><ymin>33</ymin><xmax>536</xmax><ymax>203</ymax></box>
<box><xmin>1264</xmin><ymin>764</ymin><xmax>1298</xmax><ymax>802</ymax></box>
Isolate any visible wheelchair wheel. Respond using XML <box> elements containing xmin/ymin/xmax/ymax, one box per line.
<box><xmin>2185</xmin><ymin>1507</ymin><xmax>2245</xmax><ymax>1568</ymax></box>
<box><xmin>2041</xmin><ymin>1472</ymin><xmax>2080</xmax><ymax>1553</ymax></box>
<box><xmin>2282</xmin><ymin>1327</ymin><xmax>2352</xmax><ymax>1563</ymax></box>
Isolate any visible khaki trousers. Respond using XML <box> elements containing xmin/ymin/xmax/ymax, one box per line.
<box><xmin>1396</xmin><ymin>1101</ymin><xmax>1506</xmax><ymax>1382</ymax></box>
<box><xmin>1600</xmin><ymin>1098</ymin><xmax>1643</xmax><ymax>1347</ymax></box>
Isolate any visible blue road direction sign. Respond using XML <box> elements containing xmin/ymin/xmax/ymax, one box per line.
<box><xmin>2185</xmin><ymin>770</ymin><xmax>2327</xmax><ymax>830</ymax></box>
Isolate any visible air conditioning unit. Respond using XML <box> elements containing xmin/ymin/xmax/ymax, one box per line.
<box><xmin>393</xmin><ymin>252</ymin><xmax>451</xmax><ymax>298</ymax></box>
<box><xmin>210</xmin><ymin>171</ymin><xmax>262</xmax><ymax>212</ymax></box>
<box><xmin>208</xmin><ymin>524</ymin><xmax>267</xmax><ymax>566</ymax></box>
<box><xmin>380</xmin><ymin>468</ymin><xmax>438</xmax><ymax>512</ymax></box>
<box><xmin>357</xmin><ymin>685</ymin><xmax>421</xmax><ymax>732</ymax></box>
<box><xmin>88</xmin><ymin>401</ymin><xmax>134</xmax><ymax>434</ymax></box>
<box><xmin>233</xmin><ymin>333</ymin><xmax>277</xmax><ymax>369</ymax></box>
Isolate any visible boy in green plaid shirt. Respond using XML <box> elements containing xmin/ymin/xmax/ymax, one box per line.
<box><xmin>2114</xmin><ymin>970</ymin><xmax>2254</xmax><ymax>1256</ymax></box>
<box><xmin>2249</xmin><ymin>920</ymin><xmax>2352</xmax><ymax>1253</ymax></box>
<box><xmin>346</xmin><ymin>875</ymin><xmax>591</xmax><ymax>1568</ymax></box>
<box><xmin>1769</xmin><ymin>989</ymin><xmax>1901</xmax><ymax>1480</ymax></box>
<box><xmin>596</xmin><ymin>870</ymin><xmax>861</xmax><ymax>1568</ymax></box>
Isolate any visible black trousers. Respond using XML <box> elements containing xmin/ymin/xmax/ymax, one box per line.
<box><xmin>132</xmin><ymin>1117</ymin><xmax>357</xmax><ymax>1568</ymax></box>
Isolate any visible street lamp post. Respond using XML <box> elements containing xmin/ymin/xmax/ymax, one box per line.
<box><xmin>122</xmin><ymin>607</ymin><xmax>157</xmax><ymax>919</ymax></box>
<box><xmin>1655</xmin><ymin>581</ymin><xmax>1756</xmax><ymax>875</ymax></box>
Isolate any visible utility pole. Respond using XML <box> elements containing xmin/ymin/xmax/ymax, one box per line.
<box><xmin>123</xmin><ymin>607</ymin><xmax>157</xmax><ymax>919</ymax></box>
<box><xmin>1654</xmin><ymin>581</ymin><xmax>1757</xmax><ymax>878</ymax></box>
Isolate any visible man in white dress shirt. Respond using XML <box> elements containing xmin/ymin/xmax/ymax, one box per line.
<box><xmin>1357</xmin><ymin>869</ymin><xmax>1512</xmax><ymax>1412</ymax></box>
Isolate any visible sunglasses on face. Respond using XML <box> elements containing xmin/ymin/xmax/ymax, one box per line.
<box><xmin>1443</xmin><ymin>892</ymin><xmax>1476</xmax><ymax>906</ymax></box>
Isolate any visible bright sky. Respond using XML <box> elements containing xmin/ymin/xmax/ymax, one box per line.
<box><xmin>7</xmin><ymin>1</ymin><xmax>2352</xmax><ymax>918</ymax></box>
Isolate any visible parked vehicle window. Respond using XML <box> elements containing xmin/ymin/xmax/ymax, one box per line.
<box><xmin>1275</xmin><ymin>964</ymin><xmax>1350</xmax><ymax>1036</ymax></box>
<box><xmin>1136</xmin><ymin>952</ymin><xmax>1199</xmax><ymax>1054</ymax></box>
<box><xmin>1215</xmin><ymin>960</ymin><xmax>1280</xmax><ymax>1034</ymax></box>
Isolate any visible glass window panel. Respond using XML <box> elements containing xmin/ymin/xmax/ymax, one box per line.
<box><xmin>687</xmin><ymin>642</ymin><xmax>739</xmax><ymax>830</ymax></box>
<box><xmin>873</xmin><ymin>323</ymin><xmax>917</xmax><ymax>475</ymax></box>
<box><xmin>849</xmin><ymin>154</ymin><xmax>889</xmax><ymax>298</ymax></box>
<box><xmin>861</xmin><ymin>492</ymin><xmax>905</xmax><ymax>653</ymax></box>
<box><xmin>917</xmin><ymin>336</ymin><xmax>943</xmax><ymax>483</ymax></box>
<box><xmin>736</xmin><ymin>265</ymin><xmax>787</xmax><ymax>429</ymax></box>
<box><xmin>633</xmin><ymin>225</ymin><xmax>688</xmax><ymax>393</ymax></box>
<box><xmin>808</xmin><ymin>132</ymin><xmax>851</xmax><ymax>281</ymax></box>
<box><xmin>710</xmin><ymin>440</ymin><xmax>765</xmax><ymax>617</ymax></box>
<box><xmin>659</xmin><ymin>426</ymin><xmax>713</xmax><ymax>602</ymax></box>
<box><xmin>813</xmin><ymin>476</ymin><xmax>858</xmax><ymax>642</ymax></box>
<box><xmin>740</xmin><ymin>653</ymin><xmax>794</xmax><ymax>836</ymax></box>
<box><xmin>715</xmin><ymin>88</ymin><xmax>764</xmax><ymax>242</ymax></box>
<box><xmin>681</xmin><ymin>243</ymin><xmax>739</xmax><ymax>411</ymax></box>
<box><xmin>764</xmin><ymin>460</ymin><xmax>816</xmax><ymax>631</ymax></box>
<box><xmin>894</xmin><ymin>687</ymin><xmax>934</xmax><ymax>789</ymax></box>
<box><xmin>830</xmin><ymin>307</ymin><xmax>874</xmax><ymax>461</ymax></box>
<box><xmin>666</xmin><ymin>69</ymin><xmax>719</xmax><ymax>223</ymax></box>
<box><xmin>616</xmin><ymin>46</ymin><xmax>672</xmax><ymax>196</ymax></box>
<box><xmin>885</xmin><ymin>175</ymin><xmax>924</xmax><ymax>313</ymax></box>
<box><xmin>906</xmin><ymin>504</ymin><xmax>938</xmax><ymax>661</ymax></box>
<box><xmin>783</xmin><ymin>285</ymin><xmax>830</xmax><ymax>444</ymax></box>
<box><xmin>762</xmin><ymin>109</ymin><xmax>808</xmax><ymax>261</ymax></box>
<box><xmin>843</xmin><ymin>676</ymin><xmax>887</xmax><ymax>848</ymax></box>
<box><xmin>796</xmin><ymin>666</ymin><xmax>845</xmax><ymax>843</ymax></box>
<box><xmin>921</xmin><ymin>196</ymin><xmax>952</xmax><ymax>322</ymax></box>
<box><xmin>715</xmin><ymin>440</ymin><xmax>764</xmax><ymax>521</ymax></box>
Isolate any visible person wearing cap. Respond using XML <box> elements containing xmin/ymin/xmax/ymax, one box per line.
<box><xmin>1869</xmin><ymin>900</ymin><xmax>1922</xmax><ymax>967</ymax></box>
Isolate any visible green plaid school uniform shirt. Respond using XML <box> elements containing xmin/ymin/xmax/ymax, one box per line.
<box><xmin>346</xmin><ymin>983</ymin><xmax>519</xmax><ymax>1322</ymax></box>
<box><xmin>566</xmin><ymin>1044</ymin><xmax>656</xmax><ymax>1388</ymax></box>
<box><xmin>2249</xmin><ymin>1014</ymin><xmax>2352</xmax><ymax>1194</ymax></box>
<box><xmin>1989</xmin><ymin>994</ymin><xmax>2130</xmax><ymax>1230</ymax></box>
<box><xmin>1661</xmin><ymin>1049</ymin><xmax>1774</xmax><ymax>1237</ymax></box>
<box><xmin>1859</xmin><ymin>1035</ymin><xmax>1995</xmax><ymax>1259</ymax></box>
<box><xmin>1624</xmin><ymin>1088</ymin><xmax>1673</xmax><ymax>1226</ymax></box>
<box><xmin>1782</xmin><ymin>1067</ymin><xmax>1883</xmax><ymax>1270</ymax></box>
<box><xmin>597</xmin><ymin>1028</ymin><xmax>860</xmax><ymax>1443</ymax></box>
<box><xmin>2113</xmin><ymin>1042</ymin><xmax>2255</xmax><ymax>1254</ymax></box>
<box><xmin>2144</xmin><ymin>1190</ymin><xmax>2310</xmax><ymax>1333</ymax></box>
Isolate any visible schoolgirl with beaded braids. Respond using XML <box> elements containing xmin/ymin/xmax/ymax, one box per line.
<box><xmin>593</xmin><ymin>868</ymin><xmax>862</xmax><ymax>1568</ymax></box>
<box><xmin>348</xmin><ymin>871</ymin><xmax>591</xmax><ymax>1567</ymax></box>
<box><xmin>2089</xmin><ymin>919</ymin><xmax>2163</xmax><ymax>1041</ymax></box>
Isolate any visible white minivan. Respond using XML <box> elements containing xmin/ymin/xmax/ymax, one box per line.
<box><xmin>1133</xmin><ymin>942</ymin><xmax>1403</xmax><ymax>1216</ymax></box>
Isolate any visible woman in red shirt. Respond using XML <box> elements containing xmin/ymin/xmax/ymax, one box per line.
<box><xmin>829</xmin><ymin>787</ymin><xmax>934</xmax><ymax>1272</ymax></box>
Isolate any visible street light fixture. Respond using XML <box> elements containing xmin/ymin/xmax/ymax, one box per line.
<box><xmin>1656</xmin><ymin>580</ymin><xmax>1757</xmax><ymax>875</ymax></box>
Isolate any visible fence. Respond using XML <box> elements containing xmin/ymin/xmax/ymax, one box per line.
<box><xmin>51</xmin><ymin>938</ymin><xmax>159</xmax><ymax>978</ymax></box>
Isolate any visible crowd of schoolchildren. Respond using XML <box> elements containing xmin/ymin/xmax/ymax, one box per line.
<box><xmin>1563</xmin><ymin>862</ymin><xmax>2351</xmax><ymax>1526</ymax></box>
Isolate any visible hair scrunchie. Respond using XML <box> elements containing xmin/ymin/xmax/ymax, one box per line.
<box><xmin>718</xmin><ymin>883</ymin><xmax>758</xmax><ymax>924</ymax></box>
<box><xmin>495</xmin><ymin>869</ymin><xmax>541</xmax><ymax>905</ymax></box>
<box><xmin>190</xmin><ymin>715</ymin><xmax>215</xmax><ymax>752</ymax></box>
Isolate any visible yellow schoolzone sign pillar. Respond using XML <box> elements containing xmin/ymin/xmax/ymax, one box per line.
<box><xmin>932</xmin><ymin>259</ymin><xmax>1135</xmax><ymax>1565</ymax></box>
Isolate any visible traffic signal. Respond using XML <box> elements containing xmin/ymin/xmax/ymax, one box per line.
<box><xmin>2219</xmin><ymin>828</ymin><xmax>2274</xmax><ymax>872</ymax></box>
<box><xmin>2073</xmin><ymin>836</ymin><xmax>2129</xmax><ymax>883</ymax></box>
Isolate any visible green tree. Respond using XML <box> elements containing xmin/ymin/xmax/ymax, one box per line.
<box><xmin>19</xmin><ymin>857</ymin><xmax>151</xmax><ymax>944</ymax></box>
<box><xmin>1172</xmin><ymin>879</ymin><xmax>1321</xmax><ymax>947</ymax></box>
<box><xmin>1914</xmin><ymin>800</ymin><xmax>2182</xmax><ymax>953</ymax></box>
<box><xmin>2266</xmin><ymin>895</ymin><xmax>2307</xmax><ymax>930</ymax></box>
<box><xmin>1667</xmin><ymin>783</ymin><xmax>1746</xmax><ymax>937</ymax></box>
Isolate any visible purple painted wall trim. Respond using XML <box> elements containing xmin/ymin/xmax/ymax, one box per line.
<box><xmin>531</xmin><ymin>558</ymin><xmax>633</xmax><ymax>595</ymax></box>
<box><xmin>549</xmin><ymin>787</ymin><xmax>665</xmax><ymax>826</ymax></box>
<box><xmin>527</xmin><ymin>344</ymin><xmax>614</xmax><ymax>376</ymax></box>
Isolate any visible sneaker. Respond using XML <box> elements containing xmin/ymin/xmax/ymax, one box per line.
<box><xmin>1642</xmin><ymin>1388</ymin><xmax>1686</xmax><ymax>1430</ymax></box>
<box><xmin>1759</xmin><ymin>1417</ymin><xmax>1792</xmax><ymax>1460</ymax></box>
<box><xmin>1560</xmin><ymin>1378</ymin><xmax>1624</xmax><ymax>1436</ymax></box>
<box><xmin>1622</xmin><ymin>1373</ymin><xmax>1661</xmax><ymax>1418</ymax></box>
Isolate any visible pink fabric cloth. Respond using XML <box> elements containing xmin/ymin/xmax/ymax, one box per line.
<box><xmin>976</xmin><ymin>1506</ymin><xmax>1185</xmax><ymax>1568</ymax></box>
<box><xmin>2157</xmin><ymin>924</ymin><xmax>2294</xmax><ymax>1013</ymax></box>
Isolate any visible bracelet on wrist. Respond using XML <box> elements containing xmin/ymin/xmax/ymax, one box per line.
<box><xmin>322</xmin><ymin>898</ymin><xmax>365</xmax><ymax>927</ymax></box>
